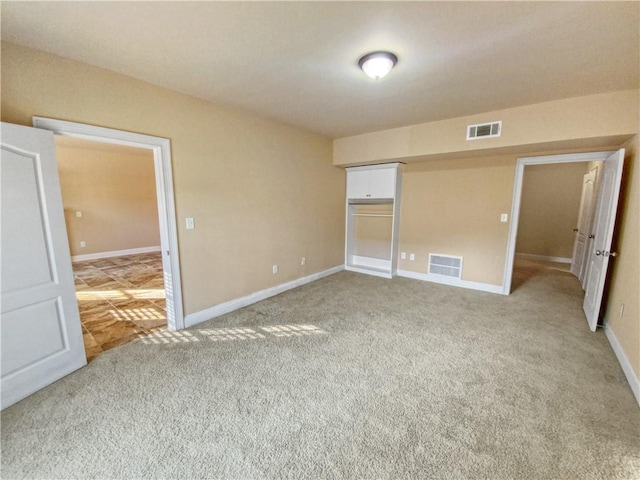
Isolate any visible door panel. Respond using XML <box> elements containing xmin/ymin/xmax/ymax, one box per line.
<box><xmin>368</xmin><ymin>168</ymin><xmax>396</xmax><ymax>198</ymax></box>
<box><xmin>346</xmin><ymin>169</ymin><xmax>370</xmax><ymax>199</ymax></box>
<box><xmin>582</xmin><ymin>149</ymin><xmax>624</xmax><ymax>331</ymax></box>
<box><xmin>1</xmin><ymin>300</ymin><xmax>66</xmax><ymax>377</ymax></box>
<box><xmin>1</xmin><ymin>149</ymin><xmax>55</xmax><ymax>291</ymax></box>
<box><xmin>1</xmin><ymin>122</ymin><xmax>86</xmax><ymax>409</ymax></box>
<box><xmin>570</xmin><ymin>167</ymin><xmax>597</xmax><ymax>283</ymax></box>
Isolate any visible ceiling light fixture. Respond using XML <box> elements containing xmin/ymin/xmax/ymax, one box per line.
<box><xmin>358</xmin><ymin>51</ymin><xmax>398</xmax><ymax>80</ymax></box>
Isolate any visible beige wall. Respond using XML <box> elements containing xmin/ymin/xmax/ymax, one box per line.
<box><xmin>56</xmin><ymin>137</ymin><xmax>159</xmax><ymax>257</ymax></box>
<box><xmin>398</xmin><ymin>156</ymin><xmax>515</xmax><ymax>285</ymax></box>
<box><xmin>605</xmin><ymin>135</ymin><xmax>639</xmax><ymax>378</ymax></box>
<box><xmin>333</xmin><ymin>90</ymin><xmax>639</xmax><ymax>166</ymax></box>
<box><xmin>516</xmin><ymin>163</ymin><xmax>586</xmax><ymax>259</ymax></box>
<box><xmin>1</xmin><ymin>42</ymin><xmax>345</xmax><ymax>315</ymax></box>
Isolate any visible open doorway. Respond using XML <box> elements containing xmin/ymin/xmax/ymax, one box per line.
<box><xmin>56</xmin><ymin>136</ymin><xmax>166</xmax><ymax>361</ymax></box>
<box><xmin>503</xmin><ymin>150</ymin><xmax>625</xmax><ymax>331</ymax></box>
<box><xmin>33</xmin><ymin>117</ymin><xmax>185</xmax><ymax>333</ymax></box>
<box><xmin>511</xmin><ymin>161</ymin><xmax>601</xmax><ymax>291</ymax></box>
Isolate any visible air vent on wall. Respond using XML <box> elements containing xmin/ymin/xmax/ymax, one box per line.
<box><xmin>467</xmin><ymin>121</ymin><xmax>502</xmax><ymax>140</ymax></box>
<box><xmin>428</xmin><ymin>254</ymin><xmax>463</xmax><ymax>279</ymax></box>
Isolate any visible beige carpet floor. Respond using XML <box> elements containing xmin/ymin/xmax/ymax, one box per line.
<box><xmin>1</xmin><ymin>261</ymin><xmax>638</xmax><ymax>479</ymax></box>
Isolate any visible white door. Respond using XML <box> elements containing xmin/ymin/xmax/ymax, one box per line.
<box><xmin>570</xmin><ymin>166</ymin><xmax>597</xmax><ymax>283</ymax></box>
<box><xmin>346</xmin><ymin>169</ymin><xmax>370</xmax><ymax>199</ymax></box>
<box><xmin>368</xmin><ymin>168</ymin><xmax>396</xmax><ymax>198</ymax></box>
<box><xmin>582</xmin><ymin>149</ymin><xmax>625</xmax><ymax>331</ymax></box>
<box><xmin>1</xmin><ymin>122</ymin><xmax>86</xmax><ymax>409</ymax></box>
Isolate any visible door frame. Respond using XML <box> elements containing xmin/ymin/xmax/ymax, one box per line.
<box><xmin>502</xmin><ymin>151</ymin><xmax>614</xmax><ymax>295</ymax></box>
<box><xmin>33</xmin><ymin>117</ymin><xmax>185</xmax><ymax>330</ymax></box>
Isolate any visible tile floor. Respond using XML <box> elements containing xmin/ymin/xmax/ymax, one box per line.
<box><xmin>73</xmin><ymin>252</ymin><xmax>166</xmax><ymax>362</ymax></box>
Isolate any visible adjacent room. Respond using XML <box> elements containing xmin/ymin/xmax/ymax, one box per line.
<box><xmin>56</xmin><ymin>136</ymin><xmax>167</xmax><ymax>360</ymax></box>
<box><xmin>1</xmin><ymin>2</ymin><xmax>638</xmax><ymax>479</ymax></box>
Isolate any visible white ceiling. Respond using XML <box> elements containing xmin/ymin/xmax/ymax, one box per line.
<box><xmin>2</xmin><ymin>1</ymin><xmax>639</xmax><ymax>139</ymax></box>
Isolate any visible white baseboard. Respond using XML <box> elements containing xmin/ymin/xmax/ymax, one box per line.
<box><xmin>71</xmin><ymin>246</ymin><xmax>161</xmax><ymax>262</ymax></box>
<box><xmin>604</xmin><ymin>324</ymin><xmax>640</xmax><ymax>406</ymax></box>
<box><xmin>184</xmin><ymin>265</ymin><xmax>344</xmax><ymax>328</ymax></box>
<box><xmin>397</xmin><ymin>269</ymin><xmax>504</xmax><ymax>295</ymax></box>
<box><xmin>345</xmin><ymin>265</ymin><xmax>393</xmax><ymax>279</ymax></box>
<box><xmin>515</xmin><ymin>253</ymin><xmax>572</xmax><ymax>264</ymax></box>
<box><xmin>350</xmin><ymin>255</ymin><xmax>391</xmax><ymax>270</ymax></box>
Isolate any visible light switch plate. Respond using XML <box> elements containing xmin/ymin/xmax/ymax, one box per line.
<box><xmin>500</xmin><ymin>213</ymin><xmax>508</xmax><ymax>223</ymax></box>
<box><xmin>186</xmin><ymin>217</ymin><xmax>195</xmax><ymax>230</ymax></box>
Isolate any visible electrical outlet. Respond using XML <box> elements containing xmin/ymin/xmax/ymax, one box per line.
<box><xmin>80</xmin><ymin>241</ymin><xmax>86</xmax><ymax>248</ymax></box>
<box><xmin>409</xmin><ymin>253</ymin><xmax>415</xmax><ymax>261</ymax></box>
<box><xmin>401</xmin><ymin>252</ymin><xmax>406</xmax><ymax>260</ymax></box>
<box><xmin>75</xmin><ymin>211</ymin><xmax>82</xmax><ymax>218</ymax></box>
<box><xmin>300</xmin><ymin>257</ymin><xmax>306</xmax><ymax>266</ymax></box>
<box><xmin>272</xmin><ymin>265</ymin><xmax>278</xmax><ymax>274</ymax></box>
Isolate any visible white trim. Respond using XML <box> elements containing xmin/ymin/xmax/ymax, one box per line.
<box><xmin>604</xmin><ymin>324</ymin><xmax>640</xmax><ymax>406</ymax></box>
<box><xmin>397</xmin><ymin>269</ymin><xmax>504</xmax><ymax>294</ymax></box>
<box><xmin>184</xmin><ymin>265</ymin><xmax>344</xmax><ymax>328</ymax></box>
<box><xmin>350</xmin><ymin>255</ymin><xmax>391</xmax><ymax>270</ymax></box>
<box><xmin>515</xmin><ymin>253</ymin><xmax>572</xmax><ymax>264</ymax></box>
<box><xmin>71</xmin><ymin>246</ymin><xmax>161</xmax><ymax>262</ymax></box>
<box><xmin>345</xmin><ymin>162</ymin><xmax>403</xmax><ymax>172</ymax></box>
<box><xmin>32</xmin><ymin>117</ymin><xmax>184</xmax><ymax>330</ymax></box>
<box><xmin>345</xmin><ymin>265</ymin><xmax>393</xmax><ymax>279</ymax></box>
<box><xmin>502</xmin><ymin>151</ymin><xmax>614</xmax><ymax>295</ymax></box>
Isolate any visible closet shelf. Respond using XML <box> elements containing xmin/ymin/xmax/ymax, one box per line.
<box><xmin>348</xmin><ymin>198</ymin><xmax>394</xmax><ymax>205</ymax></box>
<box><xmin>352</xmin><ymin>213</ymin><xmax>393</xmax><ymax>217</ymax></box>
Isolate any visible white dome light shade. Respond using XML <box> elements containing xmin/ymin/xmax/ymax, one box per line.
<box><xmin>358</xmin><ymin>51</ymin><xmax>398</xmax><ymax>79</ymax></box>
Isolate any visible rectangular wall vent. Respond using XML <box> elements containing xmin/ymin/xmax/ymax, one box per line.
<box><xmin>467</xmin><ymin>121</ymin><xmax>502</xmax><ymax>140</ymax></box>
<box><xmin>428</xmin><ymin>254</ymin><xmax>463</xmax><ymax>279</ymax></box>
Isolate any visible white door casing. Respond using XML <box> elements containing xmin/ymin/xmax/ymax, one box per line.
<box><xmin>503</xmin><ymin>151</ymin><xmax>616</xmax><ymax>297</ymax></box>
<box><xmin>1</xmin><ymin>122</ymin><xmax>87</xmax><ymax>409</ymax></box>
<box><xmin>582</xmin><ymin>149</ymin><xmax>625</xmax><ymax>331</ymax></box>
<box><xmin>32</xmin><ymin>117</ymin><xmax>184</xmax><ymax>331</ymax></box>
<box><xmin>570</xmin><ymin>166</ymin><xmax>598</xmax><ymax>283</ymax></box>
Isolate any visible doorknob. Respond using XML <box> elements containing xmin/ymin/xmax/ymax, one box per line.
<box><xmin>588</xmin><ymin>234</ymin><xmax>595</xmax><ymax>239</ymax></box>
<box><xmin>595</xmin><ymin>250</ymin><xmax>603</xmax><ymax>256</ymax></box>
<box><xmin>606</xmin><ymin>251</ymin><xmax>618</xmax><ymax>257</ymax></box>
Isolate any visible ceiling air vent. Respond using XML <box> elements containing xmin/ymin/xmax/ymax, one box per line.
<box><xmin>467</xmin><ymin>121</ymin><xmax>502</xmax><ymax>140</ymax></box>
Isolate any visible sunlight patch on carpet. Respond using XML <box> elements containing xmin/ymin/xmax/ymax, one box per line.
<box><xmin>138</xmin><ymin>330</ymin><xmax>199</xmax><ymax>344</ymax></box>
<box><xmin>201</xmin><ymin>324</ymin><xmax>328</xmax><ymax>341</ymax></box>
<box><xmin>136</xmin><ymin>324</ymin><xmax>328</xmax><ymax>345</ymax></box>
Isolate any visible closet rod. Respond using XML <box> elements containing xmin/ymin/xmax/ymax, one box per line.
<box><xmin>352</xmin><ymin>213</ymin><xmax>393</xmax><ymax>217</ymax></box>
